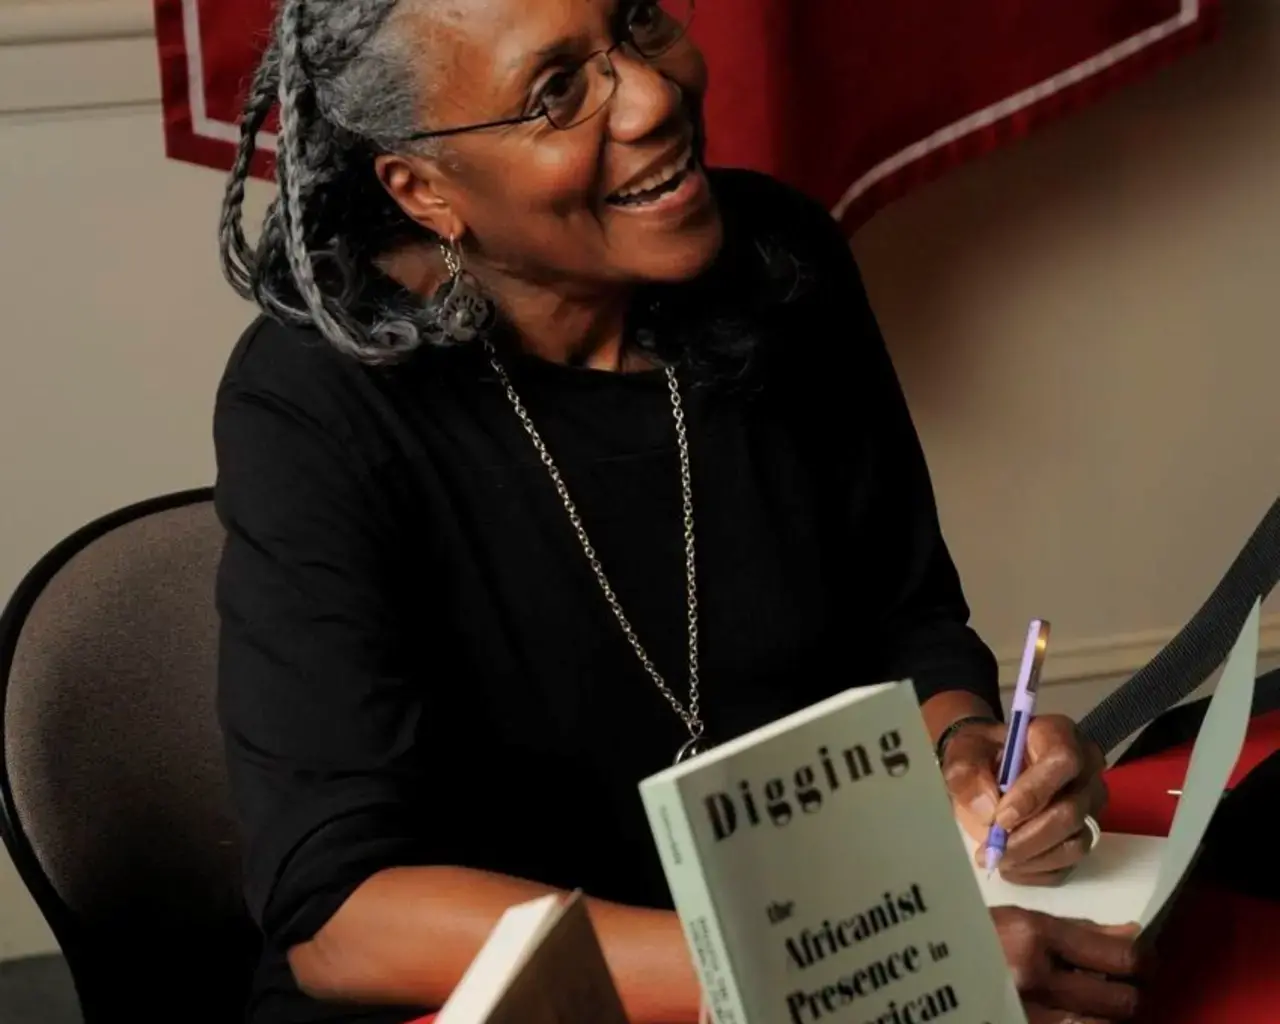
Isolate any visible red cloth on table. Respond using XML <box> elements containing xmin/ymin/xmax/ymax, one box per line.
<box><xmin>1100</xmin><ymin>708</ymin><xmax>1280</xmax><ymax>837</ymax></box>
<box><xmin>152</xmin><ymin>0</ymin><xmax>1220</xmax><ymax>232</ymax></box>
<box><xmin>407</xmin><ymin>711</ymin><xmax>1280</xmax><ymax>1024</ymax></box>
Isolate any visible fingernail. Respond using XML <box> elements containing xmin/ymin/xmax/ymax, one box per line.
<box><xmin>995</xmin><ymin>806</ymin><xmax>1019</xmax><ymax>830</ymax></box>
<box><xmin>968</xmin><ymin>793</ymin><xmax>996</xmax><ymax>823</ymax></box>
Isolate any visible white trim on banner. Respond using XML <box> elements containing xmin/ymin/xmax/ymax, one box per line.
<box><xmin>182</xmin><ymin>0</ymin><xmax>278</xmax><ymax>151</ymax></box>
<box><xmin>831</xmin><ymin>0</ymin><xmax>1201</xmax><ymax>220</ymax></box>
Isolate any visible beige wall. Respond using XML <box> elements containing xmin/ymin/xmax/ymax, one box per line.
<box><xmin>856</xmin><ymin>0</ymin><xmax>1280</xmax><ymax>704</ymax></box>
<box><xmin>1</xmin><ymin>0</ymin><xmax>1278</xmax><ymax>960</ymax></box>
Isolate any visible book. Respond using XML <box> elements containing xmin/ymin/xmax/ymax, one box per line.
<box><xmin>961</xmin><ymin>599</ymin><xmax>1262</xmax><ymax>932</ymax></box>
<box><xmin>639</xmin><ymin>681</ymin><xmax>1026</xmax><ymax>1024</ymax></box>
<box><xmin>433</xmin><ymin>891</ymin><xmax>629</xmax><ymax>1024</ymax></box>
<box><xmin>962</xmin><ymin>825</ymin><xmax>1167</xmax><ymax>926</ymax></box>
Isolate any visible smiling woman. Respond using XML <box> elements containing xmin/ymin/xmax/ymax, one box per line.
<box><xmin>220</xmin><ymin>0</ymin><xmax>726</xmax><ymax>367</ymax></box>
<box><xmin>212</xmin><ymin>2</ymin><xmax>1142</xmax><ymax>1023</ymax></box>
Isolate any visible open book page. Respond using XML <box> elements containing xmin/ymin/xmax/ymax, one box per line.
<box><xmin>960</xmin><ymin>824</ymin><xmax>1166</xmax><ymax>925</ymax></box>
<box><xmin>958</xmin><ymin>599</ymin><xmax>1261</xmax><ymax>931</ymax></box>
<box><xmin>1138</xmin><ymin>599</ymin><xmax>1260</xmax><ymax>927</ymax></box>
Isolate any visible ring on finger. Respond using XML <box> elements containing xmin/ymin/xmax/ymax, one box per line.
<box><xmin>1082</xmin><ymin>813</ymin><xmax>1102</xmax><ymax>853</ymax></box>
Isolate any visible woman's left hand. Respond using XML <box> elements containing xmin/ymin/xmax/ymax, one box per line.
<box><xmin>942</xmin><ymin>715</ymin><xmax>1108</xmax><ymax>885</ymax></box>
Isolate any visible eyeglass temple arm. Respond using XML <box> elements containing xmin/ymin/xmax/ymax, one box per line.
<box><xmin>406</xmin><ymin>112</ymin><xmax>543</xmax><ymax>142</ymax></box>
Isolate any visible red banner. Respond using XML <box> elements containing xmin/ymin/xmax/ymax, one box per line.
<box><xmin>154</xmin><ymin>0</ymin><xmax>1219</xmax><ymax>231</ymax></box>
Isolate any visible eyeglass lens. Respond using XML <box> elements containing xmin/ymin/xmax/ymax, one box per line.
<box><xmin>544</xmin><ymin>0</ymin><xmax>693</xmax><ymax>130</ymax></box>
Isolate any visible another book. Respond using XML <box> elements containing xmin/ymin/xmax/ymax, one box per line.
<box><xmin>965</xmin><ymin>600</ymin><xmax>1262</xmax><ymax>932</ymax></box>
<box><xmin>962</xmin><ymin>825</ymin><xmax>1167</xmax><ymax>926</ymax></box>
<box><xmin>640</xmin><ymin>681</ymin><xmax>1025</xmax><ymax>1024</ymax></box>
<box><xmin>434</xmin><ymin>890</ymin><xmax>628</xmax><ymax>1024</ymax></box>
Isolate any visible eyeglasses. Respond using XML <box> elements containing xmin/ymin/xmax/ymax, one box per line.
<box><xmin>403</xmin><ymin>0</ymin><xmax>695</xmax><ymax>142</ymax></box>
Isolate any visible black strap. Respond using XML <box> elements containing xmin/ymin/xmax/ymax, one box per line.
<box><xmin>1079</xmin><ymin>497</ymin><xmax>1280</xmax><ymax>755</ymax></box>
<box><xmin>1114</xmin><ymin>667</ymin><xmax>1280</xmax><ymax>765</ymax></box>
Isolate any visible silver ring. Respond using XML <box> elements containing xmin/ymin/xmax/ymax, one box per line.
<box><xmin>1082</xmin><ymin>814</ymin><xmax>1102</xmax><ymax>853</ymax></box>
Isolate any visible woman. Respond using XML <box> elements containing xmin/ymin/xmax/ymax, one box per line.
<box><xmin>214</xmin><ymin>0</ymin><xmax>1141</xmax><ymax>1022</ymax></box>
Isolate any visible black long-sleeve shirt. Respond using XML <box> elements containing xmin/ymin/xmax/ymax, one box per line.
<box><xmin>213</xmin><ymin>168</ymin><xmax>999</xmax><ymax>1024</ymax></box>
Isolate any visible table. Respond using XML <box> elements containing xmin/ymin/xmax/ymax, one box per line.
<box><xmin>410</xmin><ymin>711</ymin><xmax>1280</xmax><ymax>1024</ymax></box>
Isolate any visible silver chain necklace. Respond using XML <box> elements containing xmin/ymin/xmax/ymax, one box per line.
<box><xmin>485</xmin><ymin>343</ymin><xmax>708</xmax><ymax>764</ymax></box>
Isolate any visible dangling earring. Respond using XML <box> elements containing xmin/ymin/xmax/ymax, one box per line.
<box><xmin>434</xmin><ymin>236</ymin><xmax>495</xmax><ymax>345</ymax></box>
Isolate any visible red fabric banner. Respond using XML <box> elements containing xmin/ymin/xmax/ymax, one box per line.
<box><xmin>154</xmin><ymin>0</ymin><xmax>1220</xmax><ymax>230</ymax></box>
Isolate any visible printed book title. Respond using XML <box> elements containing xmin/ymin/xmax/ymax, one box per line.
<box><xmin>702</xmin><ymin>727</ymin><xmax>910</xmax><ymax>842</ymax></box>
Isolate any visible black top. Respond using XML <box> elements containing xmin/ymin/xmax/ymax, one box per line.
<box><xmin>213</xmin><ymin>169</ymin><xmax>999</xmax><ymax>1024</ymax></box>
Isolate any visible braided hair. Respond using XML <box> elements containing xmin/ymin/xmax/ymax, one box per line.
<box><xmin>219</xmin><ymin>0</ymin><xmax>462</xmax><ymax>364</ymax></box>
<box><xmin>219</xmin><ymin>0</ymin><xmax>808</xmax><ymax>379</ymax></box>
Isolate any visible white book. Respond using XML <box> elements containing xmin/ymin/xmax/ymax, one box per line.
<box><xmin>963</xmin><ymin>599</ymin><xmax>1262</xmax><ymax>932</ymax></box>
<box><xmin>434</xmin><ymin>891</ymin><xmax>629</xmax><ymax>1024</ymax></box>
<box><xmin>962</xmin><ymin>824</ymin><xmax>1167</xmax><ymax>926</ymax></box>
<box><xmin>640</xmin><ymin>681</ymin><xmax>1026</xmax><ymax>1024</ymax></box>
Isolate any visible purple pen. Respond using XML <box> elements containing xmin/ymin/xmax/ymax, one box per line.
<box><xmin>984</xmin><ymin>619</ymin><xmax>1050</xmax><ymax>875</ymax></box>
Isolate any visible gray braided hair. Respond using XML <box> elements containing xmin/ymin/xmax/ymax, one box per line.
<box><xmin>219</xmin><ymin>0</ymin><xmax>465</xmax><ymax>363</ymax></box>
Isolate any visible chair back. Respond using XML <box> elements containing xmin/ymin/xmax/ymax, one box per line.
<box><xmin>0</xmin><ymin>489</ymin><xmax>258</xmax><ymax>1023</ymax></box>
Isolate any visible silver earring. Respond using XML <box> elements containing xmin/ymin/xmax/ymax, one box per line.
<box><xmin>441</xmin><ymin>241</ymin><xmax>461</xmax><ymax>279</ymax></box>
<box><xmin>435</xmin><ymin>237</ymin><xmax>494</xmax><ymax>345</ymax></box>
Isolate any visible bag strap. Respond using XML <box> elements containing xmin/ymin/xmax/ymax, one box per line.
<box><xmin>1078</xmin><ymin>497</ymin><xmax>1280</xmax><ymax>754</ymax></box>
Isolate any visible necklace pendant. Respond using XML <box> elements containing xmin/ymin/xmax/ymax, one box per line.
<box><xmin>675</xmin><ymin>735</ymin><xmax>710</xmax><ymax>764</ymax></box>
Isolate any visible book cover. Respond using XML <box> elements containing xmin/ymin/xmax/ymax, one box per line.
<box><xmin>639</xmin><ymin>682</ymin><xmax>1025</xmax><ymax>1024</ymax></box>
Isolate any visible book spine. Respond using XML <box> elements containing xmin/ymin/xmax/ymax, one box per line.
<box><xmin>641</xmin><ymin>783</ymin><xmax>750</xmax><ymax>1024</ymax></box>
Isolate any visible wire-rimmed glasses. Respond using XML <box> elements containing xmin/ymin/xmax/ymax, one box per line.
<box><xmin>403</xmin><ymin>0</ymin><xmax>695</xmax><ymax>142</ymax></box>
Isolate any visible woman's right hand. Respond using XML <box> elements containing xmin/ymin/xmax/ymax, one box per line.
<box><xmin>991</xmin><ymin>907</ymin><xmax>1144</xmax><ymax>1023</ymax></box>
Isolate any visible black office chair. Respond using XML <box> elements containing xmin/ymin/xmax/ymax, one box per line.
<box><xmin>0</xmin><ymin>489</ymin><xmax>258</xmax><ymax>1023</ymax></box>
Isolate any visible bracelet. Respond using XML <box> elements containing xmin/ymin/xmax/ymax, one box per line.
<box><xmin>934</xmin><ymin>714</ymin><xmax>1000</xmax><ymax>766</ymax></box>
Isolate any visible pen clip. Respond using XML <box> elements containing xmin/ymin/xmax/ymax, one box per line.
<box><xmin>1019</xmin><ymin>619</ymin><xmax>1050</xmax><ymax>697</ymax></box>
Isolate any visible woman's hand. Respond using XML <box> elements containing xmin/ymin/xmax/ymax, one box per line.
<box><xmin>943</xmin><ymin>715</ymin><xmax>1108</xmax><ymax>884</ymax></box>
<box><xmin>993</xmin><ymin>907</ymin><xmax>1144</xmax><ymax>1022</ymax></box>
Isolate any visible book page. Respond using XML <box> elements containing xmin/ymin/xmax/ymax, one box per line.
<box><xmin>959</xmin><ymin>599</ymin><xmax>1261</xmax><ymax>931</ymax></box>
<box><xmin>1138</xmin><ymin>599</ymin><xmax>1260</xmax><ymax>927</ymax></box>
<box><xmin>961</xmin><ymin>825</ymin><xmax>1165</xmax><ymax>925</ymax></box>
